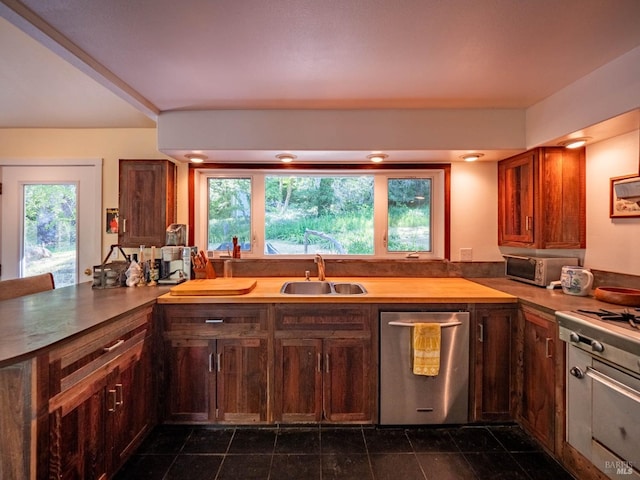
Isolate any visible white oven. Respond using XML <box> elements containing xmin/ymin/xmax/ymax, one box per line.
<box><xmin>558</xmin><ymin>310</ymin><xmax>640</xmax><ymax>479</ymax></box>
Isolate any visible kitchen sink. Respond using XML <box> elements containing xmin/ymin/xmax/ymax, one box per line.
<box><xmin>331</xmin><ymin>282</ymin><xmax>367</xmax><ymax>295</ymax></box>
<box><xmin>280</xmin><ymin>281</ymin><xmax>367</xmax><ymax>295</ymax></box>
<box><xmin>280</xmin><ymin>281</ymin><xmax>333</xmax><ymax>295</ymax></box>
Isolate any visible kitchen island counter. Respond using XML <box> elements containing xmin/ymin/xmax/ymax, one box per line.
<box><xmin>0</xmin><ymin>282</ymin><xmax>169</xmax><ymax>366</ymax></box>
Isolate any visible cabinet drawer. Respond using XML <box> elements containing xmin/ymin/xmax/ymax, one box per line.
<box><xmin>48</xmin><ymin>306</ymin><xmax>152</xmax><ymax>409</ymax></box>
<box><xmin>162</xmin><ymin>304</ymin><xmax>268</xmax><ymax>336</ymax></box>
<box><xmin>275</xmin><ymin>305</ymin><xmax>370</xmax><ymax>330</ymax></box>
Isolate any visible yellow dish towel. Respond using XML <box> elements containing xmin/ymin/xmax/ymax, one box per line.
<box><xmin>412</xmin><ymin>323</ymin><xmax>441</xmax><ymax>376</ymax></box>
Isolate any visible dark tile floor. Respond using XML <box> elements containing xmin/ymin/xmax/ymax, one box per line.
<box><xmin>114</xmin><ymin>424</ymin><xmax>576</xmax><ymax>480</ymax></box>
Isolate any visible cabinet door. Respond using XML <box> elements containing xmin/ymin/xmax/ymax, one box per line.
<box><xmin>538</xmin><ymin>148</ymin><xmax>586</xmax><ymax>249</ymax></box>
<box><xmin>118</xmin><ymin>159</ymin><xmax>176</xmax><ymax>247</ymax></box>
<box><xmin>164</xmin><ymin>339</ymin><xmax>215</xmax><ymax>422</ymax></box>
<box><xmin>498</xmin><ymin>152</ymin><xmax>535</xmax><ymax>245</ymax></box>
<box><xmin>323</xmin><ymin>338</ymin><xmax>371</xmax><ymax>422</ymax></box>
<box><xmin>473</xmin><ymin>307</ymin><xmax>514</xmax><ymax>421</ymax></box>
<box><xmin>107</xmin><ymin>344</ymin><xmax>154</xmax><ymax>475</ymax></box>
<box><xmin>216</xmin><ymin>338</ymin><xmax>268</xmax><ymax>423</ymax></box>
<box><xmin>521</xmin><ymin>309</ymin><xmax>556</xmax><ymax>450</ymax></box>
<box><xmin>275</xmin><ymin>338</ymin><xmax>323</xmax><ymax>422</ymax></box>
<box><xmin>49</xmin><ymin>390</ymin><xmax>106</xmax><ymax>480</ymax></box>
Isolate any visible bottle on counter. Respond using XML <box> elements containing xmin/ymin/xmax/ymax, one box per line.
<box><xmin>182</xmin><ymin>247</ymin><xmax>192</xmax><ymax>280</ymax></box>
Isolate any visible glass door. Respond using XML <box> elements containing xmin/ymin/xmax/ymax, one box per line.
<box><xmin>1</xmin><ymin>162</ymin><xmax>101</xmax><ymax>287</ymax></box>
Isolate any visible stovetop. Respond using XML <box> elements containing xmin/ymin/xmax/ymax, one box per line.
<box><xmin>574</xmin><ymin>307</ymin><xmax>640</xmax><ymax>332</ymax></box>
<box><xmin>556</xmin><ymin>308</ymin><xmax>640</xmax><ymax>371</ymax></box>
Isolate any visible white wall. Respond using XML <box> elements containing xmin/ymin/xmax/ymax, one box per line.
<box><xmin>584</xmin><ymin>130</ymin><xmax>640</xmax><ymax>275</ymax></box>
<box><xmin>451</xmin><ymin>161</ymin><xmax>503</xmax><ymax>262</ymax></box>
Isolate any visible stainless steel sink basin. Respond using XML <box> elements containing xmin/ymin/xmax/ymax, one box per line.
<box><xmin>332</xmin><ymin>282</ymin><xmax>367</xmax><ymax>295</ymax></box>
<box><xmin>280</xmin><ymin>281</ymin><xmax>333</xmax><ymax>294</ymax></box>
<box><xmin>280</xmin><ymin>281</ymin><xmax>367</xmax><ymax>295</ymax></box>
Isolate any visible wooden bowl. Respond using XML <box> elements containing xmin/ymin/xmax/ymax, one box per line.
<box><xmin>594</xmin><ymin>287</ymin><xmax>640</xmax><ymax>307</ymax></box>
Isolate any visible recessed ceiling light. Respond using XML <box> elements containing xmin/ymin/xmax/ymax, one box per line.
<box><xmin>560</xmin><ymin>137</ymin><xmax>591</xmax><ymax>149</ymax></box>
<box><xmin>461</xmin><ymin>153</ymin><xmax>484</xmax><ymax>162</ymax></box>
<box><xmin>185</xmin><ymin>153</ymin><xmax>207</xmax><ymax>163</ymax></box>
<box><xmin>276</xmin><ymin>153</ymin><xmax>297</xmax><ymax>163</ymax></box>
<box><xmin>367</xmin><ymin>153</ymin><xmax>388</xmax><ymax>163</ymax></box>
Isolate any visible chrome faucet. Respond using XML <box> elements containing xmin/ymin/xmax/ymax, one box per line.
<box><xmin>314</xmin><ymin>254</ymin><xmax>326</xmax><ymax>281</ymax></box>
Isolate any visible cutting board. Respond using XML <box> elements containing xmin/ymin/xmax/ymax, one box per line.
<box><xmin>169</xmin><ymin>278</ymin><xmax>257</xmax><ymax>296</ymax></box>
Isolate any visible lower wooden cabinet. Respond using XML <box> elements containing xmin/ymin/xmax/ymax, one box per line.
<box><xmin>516</xmin><ymin>306</ymin><xmax>561</xmax><ymax>452</ymax></box>
<box><xmin>49</xmin><ymin>385</ymin><xmax>106</xmax><ymax>479</ymax></box>
<box><xmin>161</xmin><ymin>304</ymin><xmax>269</xmax><ymax>423</ymax></box>
<box><xmin>275</xmin><ymin>337</ymin><xmax>370</xmax><ymax>422</ymax></box>
<box><xmin>164</xmin><ymin>337</ymin><xmax>268</xmax><ymax>423</ymax></box>
<box><xmin>46</xmin><ymin>306</ymin><xmax>155</xmax><ymax>479</ymax></box>
<box><xmin>472</xmin><ymin>305</ymin><xmax>516</xmax><ymax>421</ymax></box>
<box><xmin>274</xmin><ymin>304</ymin><xmax>374</xmax><ymax>424</ymax></box>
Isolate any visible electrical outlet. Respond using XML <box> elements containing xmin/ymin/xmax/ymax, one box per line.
<box><xmin>110</xmin><ymin>248</ymin><xmax>119</xmax><ymax>261</ymax></box>
<box><xmin>460</xmin><ymin>248</ymin><xmax>473</xmax><ymax>262</ymax></box>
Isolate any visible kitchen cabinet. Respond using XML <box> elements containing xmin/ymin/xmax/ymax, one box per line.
<box><xmin>161</xmin><ymin>304</ymin><xmax>269</xmax><ymax>423</ymax></box>
<box><xmin>471</xmin><ymin>305</ymin><xmax>516</xmax><ymax>421</ymax></box>
<box><xmin>46</xmin><ymin>305</ymin><xmax>155</xmax><ymax>479</ymax></box>
<box><xmin>498</xmin><ymin>147</ymin><xmax>585</xmax><ymax>249</ymax></box>
<box><xmin>515</xmin><ymin>306</ymin><xmax>562</xmax><ymax>453</ymax></box>
<box><xmin>274</xmin><ymin>304</ymin><xmax>374</xmax><ymax>423</ymax></box>
<box><xmin>118</xmin><ymin>159</ymin><xmax>176</xmax><ymax>247</ymax></box>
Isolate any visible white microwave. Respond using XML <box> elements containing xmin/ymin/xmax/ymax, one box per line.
<box><xmin>503</xmin><ymin>255</ymin><xmax>579</xmax><ymax>287</ymax></box>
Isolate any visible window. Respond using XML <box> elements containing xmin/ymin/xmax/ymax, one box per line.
<box><xmin>207</xmin><ymin>177</ymin><xmax>252</xmax><ymax>253</ymax></box>
<box><xmin>265</xmin><ymin>175</ymin><xmax>374</xmax><ymax>255</ymax></box>
<box><xmin>387</xmin><ymin>178</ymin><xmax>432</xmax><ymax>253</ymax></box>
<box><xmin>194</xmin><ymin>168</ymin><xmax>447</xmax><ymax>259</ymax></box>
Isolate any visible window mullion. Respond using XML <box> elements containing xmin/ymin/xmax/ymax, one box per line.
<box><xmin>252</xmin><ymin>174</ymin><xmax>265</xmax><ymax>256</ymax></box>
<box><xmin>373</xmin><ymin>175</ymin><xmax>388</xmax><ymax>255</ymax></box>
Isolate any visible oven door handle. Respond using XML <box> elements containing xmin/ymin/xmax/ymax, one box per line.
<box><xmin>586</xmin><ymin>367</ymin><xmax>640</xmax><ymax>404</ymax></box>
<box><xmin>388</xmin><ymin>321</ymin><xmax>462</xmax><ymax>328</ymax></box>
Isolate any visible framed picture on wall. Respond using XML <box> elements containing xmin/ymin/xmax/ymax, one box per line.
<box><xmin>106</xmin><ymin>208</ymin><xmax>119</xmax><ymax>233</ymax></box>
<box><xmin>610</xmin><ymin>175</ymin><xmax>640</xmax><ymax>218</ymax></box>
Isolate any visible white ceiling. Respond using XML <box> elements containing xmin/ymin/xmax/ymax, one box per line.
<box><xmin>2</xmin><ymin>0</ymin><xmax>640</xmax><ymax>161</ymax></box>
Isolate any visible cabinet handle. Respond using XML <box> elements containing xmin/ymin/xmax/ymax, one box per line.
<box><xmin>205</xmin><ymin>318</ymin><xmax>224</xmax><ymax>324</ymax></box>
<box><xmin>122</xmin><ymin>218</ymin><xmax>127</xmax><ymax>233</ymax></box>
<box><xmin>325</xmin><ymin>353</ymin><xmax>330</xmax><ymax>373</ymax></box>
<box><xmin>209</xmin><ymin>353</ymin><xmax>214</xmax><ymax>372</ymax></box>
<box><xmin>217</xmin><ymin>353</ymin><xmax>222</xmax><ymax>372</ymax></box>
<box><xmin>525</xmin><ymin>216</ymin><xmax>533</xmax><ymax>231</ymax></box>
<box><xmin>545</xmin><ymin>338</ymin><xmax>552</xmax><ymax>359</ymax></box>
<box><xmin>317</xmin><ymin>353</ymin><xmax>322</xmax><ymax>373</ymax></box>
<box><xmin>478</xmin><ymin>323</ymin><xmax>484</xmax><ymax>342</ymax></box>
<box><xmin>115</xmin><ymin>383</ymin><xmax>123</xmax><ymax>407</ymax></box>
<box><xmin>103</xmin><ymin>339</ymin><xmax>124</xmax><ymax>353</ymax></box>
<box><xmin>107</xmin><ymin>389</ymin><xmax>117</xmax><ymax>412</ymax></box>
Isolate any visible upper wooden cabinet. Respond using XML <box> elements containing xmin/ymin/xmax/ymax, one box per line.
<box><xmin>118</xmin><ymin>159</ymin><xmax>176</xmax><ymax>247</ymax></box>
<box><xmin>498</xmin><ymin>147</ymin><xmax>586</xmax><ymax>249</ymax></box>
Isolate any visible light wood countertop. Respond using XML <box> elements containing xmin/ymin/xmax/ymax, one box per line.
<box><xmin>157</xmin><ymin>277</ymin><xmax>518</xmax><ymax>304</ymax></box>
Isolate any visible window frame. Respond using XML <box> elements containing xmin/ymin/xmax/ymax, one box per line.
<box><xmin>190</xmin><ymin>163</ymin><xmax>451</xmax><ymax>260</ymax></box>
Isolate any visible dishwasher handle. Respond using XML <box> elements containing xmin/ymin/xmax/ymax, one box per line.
<box><xmin>387</xmin><ymin>321</ymin><xmax>462</xmax><ymax>328</ymax></box>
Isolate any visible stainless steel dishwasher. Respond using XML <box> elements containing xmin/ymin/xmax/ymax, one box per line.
<box><xmin>379</xmin><ymin>311</ymin><xmax>470</xmax><ymax>425</ymax></box>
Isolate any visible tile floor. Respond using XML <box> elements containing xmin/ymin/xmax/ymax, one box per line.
<box><xmin>114</xmin><ymin>424</ymin><xmax>576</xmax><ymax>480</ymax></box>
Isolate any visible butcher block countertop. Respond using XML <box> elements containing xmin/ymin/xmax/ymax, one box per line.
<box><xmin>157</xmin><ymin>277</ymin><xmax>518</xmax><ymax>304</ymax></box>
